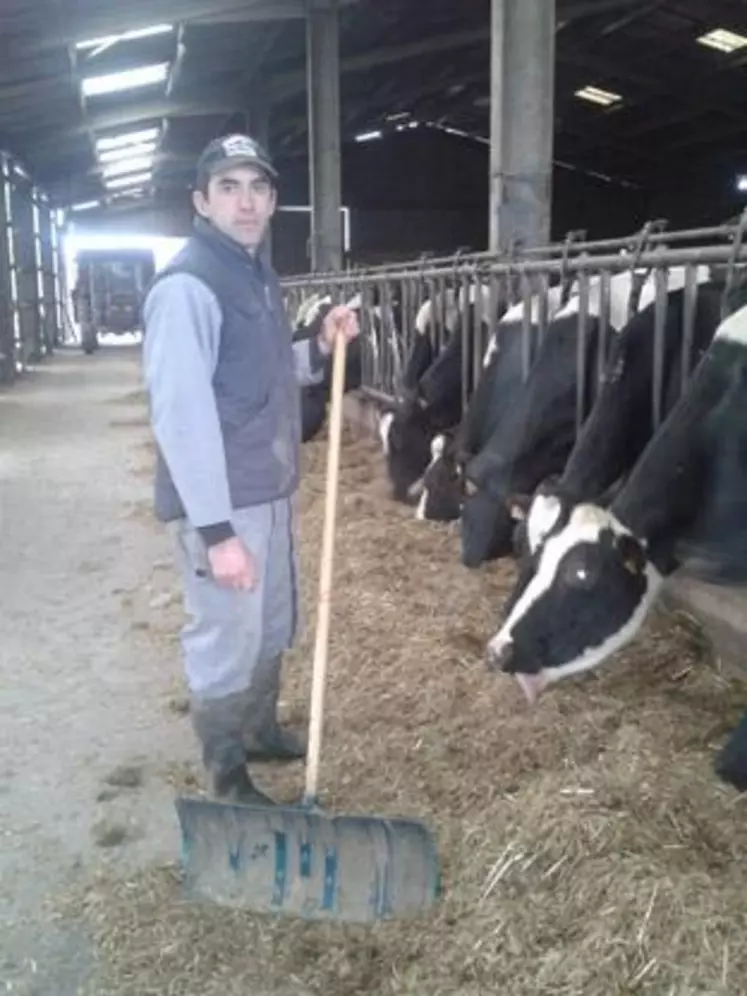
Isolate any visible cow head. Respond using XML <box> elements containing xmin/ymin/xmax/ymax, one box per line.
<box><xmin>415</xmin><ymin>433</ymin><xmax>464</xmax><ymax>522</ymax></box>
<box><xmin>485</xmin><ymin>502</ymin><xmax>664</xmax><ymax>703</ymax></box>
<box><xmin>377</xmin><ymin>394</ymin><xmax>434</xmax><ymax>504</ymax></box>
<box><xmin>460</xmin><ymin>480</ymin><xmax>518</xmax><ymax>568</ymax></box>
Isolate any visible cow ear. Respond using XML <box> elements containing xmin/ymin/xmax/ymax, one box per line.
<box><xmin>507</xmin><ymin>493</ymin><xmax>532</xmax><ymax>521</ymax></box>
<box><xmin>616</xmin><ymin>533</ymin><xmax>647</xmax><ymax>575</ymax></box>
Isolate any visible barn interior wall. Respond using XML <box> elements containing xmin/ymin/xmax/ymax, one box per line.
<box><xmin>65</xmin><ymin>132</ymin><xmax>744</xmax><ymax>273</ymax></box>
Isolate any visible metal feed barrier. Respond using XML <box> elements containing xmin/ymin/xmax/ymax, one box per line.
<box><xmin>280</xmin><ymin>212</ymin><xmax>747</xmax><ymax>437</ymax></box>
<box><xmin>0</xmin><ymin>150</ymin><xmax>67</xmax><ymax>385</ymax></box>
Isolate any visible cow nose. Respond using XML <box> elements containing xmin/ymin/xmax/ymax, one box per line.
<box><xmin>486</xmin><ymin>638</ymin><xmax>514</xmax><ymax>673</ymax></box>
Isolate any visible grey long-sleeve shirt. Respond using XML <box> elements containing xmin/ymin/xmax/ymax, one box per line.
<box><xmin>142</xmin><ymin>271</ymin><xmax>326</xmax><ymax>543</ymax></box>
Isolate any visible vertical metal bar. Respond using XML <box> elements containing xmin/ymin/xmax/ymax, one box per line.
<box><xmin>399</xmin><ymin>276</ymin><xmax>410</xmax><ymax>379</ymax></box>
<box><xmin>489</xmin><ymin>271</ymin><xmax>500</xmax><ymax>330</ymax></box>
<box><xmin>472</xmin><ymin>274</ymin><xmax>485</xmax><ymax>392</ymax></box>
<box><xmin>425</xmin><ymin>276</ymin><xmax>436</xmax><ymax>355</ymax></box>
<box><xmin>536</xmin><ymin>270</ymin><xmax>549</xmax><ymax>346</ymax></box>
<box><xmin>652</xmin><ymin>265</ymin><xmax>668</xmax><ymax>431</ymax></box>
<box><xmin>576</xmin><ymin>270</ymin><xmax>590</xmax><ymax>434</ymax></box>
<box><xmin>680</xmin><ymin>262</ymin><xmax>697</xmax><ymax>397</ymax></box>
<box><xmin>520</xmin><ymin>268</ymin><xmax>532</xmax><ymax>380</ymax></box>
<box><xmin>460</xmin><ymin>272</ymin><xmax>471</xmax><ymax>414</ymax></box>
<box><xmin>4</xmin><ymin>160</ymin><xmax>21</xmax><ymax>373</ymax></box>
<box><xmin>361</xmin><ymin>279</ymin><xmax>374</xmax><ymax>391</ymax></box>
<box><xmin>381</xmin><ymin>278</ymin><xmax>393</xmax><ymax>396</ymax></box>
<box><xmin>597</xmin><ymin>269</ymin><xmax>611</xmax><ymax>391</ymax></box>
<box><xmin>390</xmin><ymin>277</ymin><xmax>403</xmax><ymax>391</ymax></box>
<box><xmin>437</xmin><ymin>274</ymin><xmax>448</xmax><ymax>353</ymax></box>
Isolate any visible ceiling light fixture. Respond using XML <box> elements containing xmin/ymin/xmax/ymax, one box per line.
<box><xmin>696</xmin><ymin>28</ymin><xmax>747</xmax><ymax>53</ymax></box>
<box><xmin>575</xmin><ymin>84</ymin><xmax>623</xmax><ymax>107</ymax></box>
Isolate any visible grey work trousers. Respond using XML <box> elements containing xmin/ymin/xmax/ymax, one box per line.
<box><xmin>170</xmin><ymin>496</ymin><xmax>301</xmax><ymax>703</ymax></box>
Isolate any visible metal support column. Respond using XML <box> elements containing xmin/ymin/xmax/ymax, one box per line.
<box><xmin>305</xmin><ymin>0</ymin><xmax>343</xmax><ymax>272</ymax></box>
<box><xmin>489</xmin><ymin>0</ymin><xmax>556</xmax><ymax>253</ymax></box>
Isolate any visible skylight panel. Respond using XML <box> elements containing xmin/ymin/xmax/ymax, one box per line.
<box><xmin>575</xmin><ymin>85</ymin><xmax>622</xmax><ymax>107</ymax></box>
<box><xmin>75</xmin><ymin>24</ymin><xmax>174</xmax><ymax>51</ymax></box>
<box><xmin>696</xmin><ymin>28</ymin><xmax>747</xmax><ymax>53</ymax></box>
<box><xmin>104</xmin><ymin>171</ymin><xmax>152</xmax><ymax>190</ymax></box>
<box><xmin>98</xmin><ymin>141</ymin><xmax>157</xmax><ymax>164</ymax></box>
<box><xmin>95</xmin><ymin>127</ymin><xmax>160</xmax><ymax>152</ymax></box>
<box><xmin>81</xmin><ymin>63</ymin><xmax>169</xmax><ymax>98</ymax></box>
<box><xmin>101</xmin><ymin>155</ymin><xmax>154</xmax><ymax>179</ymax></box>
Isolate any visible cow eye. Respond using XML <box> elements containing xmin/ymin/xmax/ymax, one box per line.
<box><xmin>559</xmin><ymin>547</ymin><xmax>599</xmax><ymax>588</ymax></box>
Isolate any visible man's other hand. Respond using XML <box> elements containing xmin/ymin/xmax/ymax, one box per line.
<box><xmin>207</xmin><ymin>537</ymin><xmax>256</xmax><ymax>590</ymax></box>
<box><xmin>319</xmin><ymin>304</ymin><xmax>360</xmax><ymax>354</ymax></box>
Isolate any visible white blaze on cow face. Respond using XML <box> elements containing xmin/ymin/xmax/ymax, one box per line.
<box><xmin>481</xmin><ymin>284</ymin><xmax>575</xmax><ymax>369</ymax></box>
<box><xmin>378</xmin><ymin>411</ymin><xmax>394</xmax><ymax>456</ymax></box>
<box><xmin>303</xmin><ymin>294</ymin><xmax>333</xmax><ymax>327</ymax></box>
<box><xmin>525</xmin><ymin>493</ymin><xmax>564</xmax><ymax>555</ymax></box>
<box><xmin>415</xmin><ymin>433</ymin><xmax>448</xmax><ymax>521</ymax></box>
<box><xmin>414</xmin><ymin>299</ymin><xmax>434</xmax><ymax>336</ymax></box>
<box><xmin>717</xmin><ymin>300</ymin><xmax>747</xmax><ymax>346</ymax></box>
<box><xmin>486</xmin><ymin>502</ymin><xmax>664</xmax><ymax>702</ymax></box>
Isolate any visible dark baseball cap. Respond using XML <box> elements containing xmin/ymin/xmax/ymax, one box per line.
<box><xmin>195</xmin><ymin>133</ymin><xmax>278</xmax><ymax>186</ymax></box>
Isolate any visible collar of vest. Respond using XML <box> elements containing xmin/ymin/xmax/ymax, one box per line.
<box><xmin>192</xmin><ymin>215</ymin><xmax>269</xmax><ymax>272</ymax></box>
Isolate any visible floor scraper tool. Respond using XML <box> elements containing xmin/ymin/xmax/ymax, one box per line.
<box><xmin>175</xmin><ymin>316</ymin><xmax>441</xmax><ymax>923</ymax></box>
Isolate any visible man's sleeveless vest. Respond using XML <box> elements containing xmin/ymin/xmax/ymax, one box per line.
<box><xmin>147</xmin><ymin>217</ymin><xmax>302</xmax><ymax>523</ymax></box>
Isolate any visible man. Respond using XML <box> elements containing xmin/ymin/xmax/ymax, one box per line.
<box><xmin>141</xmin><ymin>133</ymin><xmax>358</xmax><ymax>806</ymax></box>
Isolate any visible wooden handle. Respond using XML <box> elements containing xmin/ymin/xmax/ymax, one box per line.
<box><xmin>303</xmin><ymin>330</ymin><xmax>347</xmax><ymax>805</ymax></box>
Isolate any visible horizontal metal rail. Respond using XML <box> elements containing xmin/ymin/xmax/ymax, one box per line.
<box><xmin>279</xmin><ymin>213</ymin><xmax>747</xmax><ymax>283</ymax></box>
<box><xmin>283</xmin><ymin>217</ymin><xmax>747</xmax><ymax>457</ymax></box>
<box><xmin>282</xmin><ymin>243</ymin><xmax>747</xmax><ymax>292</ymax></box>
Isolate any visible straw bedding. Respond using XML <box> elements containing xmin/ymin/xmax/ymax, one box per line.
<box><xmin>61</xmin><ymin>423</ymin><xmax>747</xmax><ymax>995</ymax></box>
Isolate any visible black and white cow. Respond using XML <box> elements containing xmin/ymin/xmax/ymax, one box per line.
<box><xmin>291</xmin><ymin>292</ymin><xmax>367</xmax><ymax>442</ymax></box>
<box><xmin>414</xmin><ymin>284</ymin><xmax>574</xmax><ymax>527</ymax></box>
<box><xmin>378</xmin><ymin>284</ymin><xmax>492</xmax><ymax>503</ymax></box>
<box><xmin>506</xmin><ymin>267</ymin><xmax>721</xmax><ymax>559</ymax></box>
<box><xmin>455</xmin><ymin>269</ymin><xmax>660</xmax><ymax>568</ymax></box>
<box><xmin>498</xmin><ymin>269</ymin><xmax>725</xmax><ymax>621</ymax></box>
<box><xmin>292</xmin><ymin>295</ymin><xmax>335</xmax><ymax>442</ymax></box>
<box><xmin>484</xmin><ymin>299</ymin><xmax>747</xmax><ymax>725</ymax></box>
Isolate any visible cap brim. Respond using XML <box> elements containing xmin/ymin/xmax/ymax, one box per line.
<box><xmin>203</xmin><ymin>155</ymin><xmax>278</xmax><ymax>180</ymax></box>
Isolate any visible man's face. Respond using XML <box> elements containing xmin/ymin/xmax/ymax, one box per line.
<box><xmin>193</xmin><ymin>163</ymin><xmax>277</xmax><ymax>250</ymax></box>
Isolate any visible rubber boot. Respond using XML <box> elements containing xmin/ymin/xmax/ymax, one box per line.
<box><xmin>243</xmin><ymin>655</ymin><xmax>307</xmax><ymax>763</ymax></box>
<box><xmin>190</xmin><ymin>692</ymin><xmax>277</xmax><ymax>805</ymax></box>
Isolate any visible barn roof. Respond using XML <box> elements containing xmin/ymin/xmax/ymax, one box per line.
<box><xmin>1</xmin><ymin>0</ymin><xmax>745</xmax><ymax>214</ymax></box>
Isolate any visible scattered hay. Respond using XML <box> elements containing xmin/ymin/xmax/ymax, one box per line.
<box><xmin>108</xmin><ymin>389</ymin><xmax>148</xmax><ymax>406</ymax></box>
<box><xmin>103</xmin><ymin>765</ymin><xmax>144</xmax><ymax>789</ymax></box>
<box><xmin>109</xmin><ymin>414</ymin><xmax>150</xmax><ymax>428</ymax></box>
<box><xmin>95</xmin><ymin>788</ymin><xmax>119</xmax><ymax>803</ymax></box>
<box><xmin>90</xmin><ymin>819</ymin><xmax>140</xmax><ymax>850</ymax></box>
<box><xmin>167</xmin><ymin>694</ymin><xmax>191</xmax><ymax>717</ymax></box>
<box><xmin>159</xmin><ymin>759</ymin><xmax>203</xmax><ymax>795</ymax></box>
<box><xmin>61</xmin><ymin>429</ymin><xmax>747</xmax><ymax>995</ymax></box>
<box><xmin>122</xmin><ymin>499</ymin><xmax>155</xmax><ymax>524</ymax></box>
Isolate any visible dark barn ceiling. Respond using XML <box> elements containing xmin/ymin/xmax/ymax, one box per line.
<box><xmin>0</xmin><ymin>0</ymin><xmax>745</xmax><ymax>219</ymax></box>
